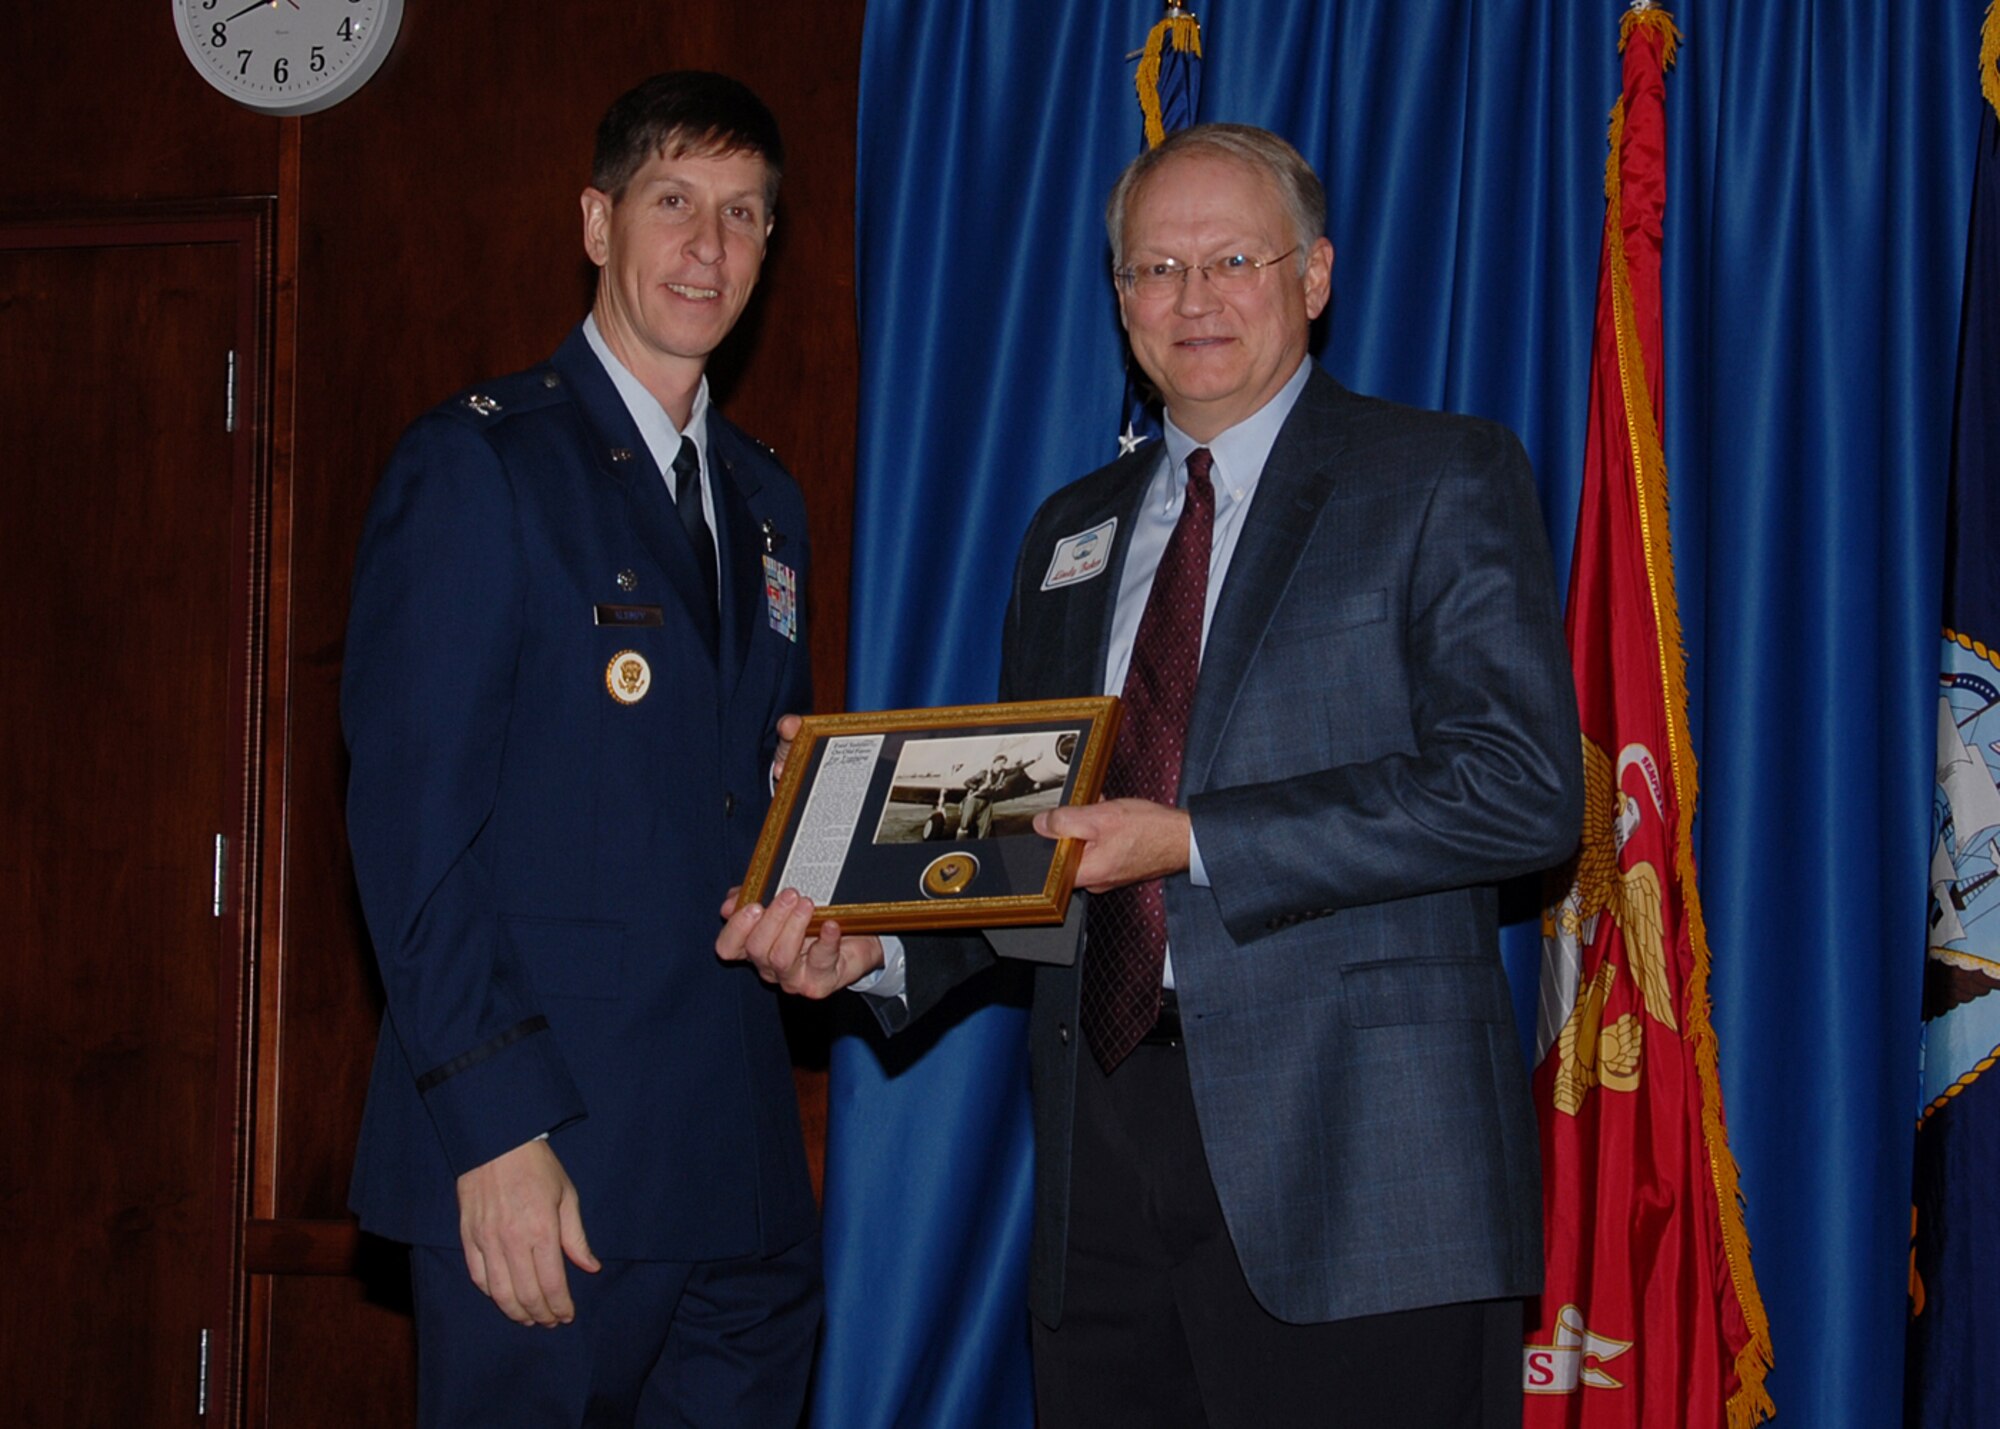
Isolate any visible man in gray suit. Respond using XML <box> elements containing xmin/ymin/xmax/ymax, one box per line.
<box><xmin>720</xmin><ymin>124</ymin><xmax>1581</xmax><ymax>1427</ymax></box>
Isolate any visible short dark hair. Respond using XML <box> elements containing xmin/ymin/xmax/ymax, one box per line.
<box><xmin>592</xmin><ymin>71</ymin><xmax>785</xmax><ymax>207</ymax></box>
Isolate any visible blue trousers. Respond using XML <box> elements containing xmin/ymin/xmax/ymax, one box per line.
<box><xmin>409</xmin><ymin>1235</ymin><xmax>820</xmax><ymax>1428</ymax></box>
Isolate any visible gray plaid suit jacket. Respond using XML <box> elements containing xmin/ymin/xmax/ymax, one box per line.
<box><xmin>902</xmin><ymin>367</ymin><xmax>1582</xmax><ymax>1328</ymax></box>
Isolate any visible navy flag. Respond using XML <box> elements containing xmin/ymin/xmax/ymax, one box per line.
<box><xmin>1909</xmin><ymin>27</ymin><xmax>2000</xmax><ymax>1428</ymax></box>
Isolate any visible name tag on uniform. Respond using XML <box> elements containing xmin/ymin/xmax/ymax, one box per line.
<box><xmin>1041</xmin><ymin>518</ymin><xmax>1116</xmax><ymax>591</ymax></box>
<box><xmin>594</xmin><ymin>603</ymin><xmax>665</xmax><ymax>627</ymax></box>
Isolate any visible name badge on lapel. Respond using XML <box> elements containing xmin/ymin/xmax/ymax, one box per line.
<box><xmin>763</xmin><ymin>556</ymin><xmax>799</xmax><ymax>642</ymax></box>
<box><xmin>1042</xmin><ymin>518</ymin><xmax>1116</xmax><ymax>591</ymax></box>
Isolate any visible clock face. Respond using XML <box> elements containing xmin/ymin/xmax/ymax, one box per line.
<box><xmin>173</xmin><ymin>0</ymin><xmax>405</xmax><ymax>115</ymax></box>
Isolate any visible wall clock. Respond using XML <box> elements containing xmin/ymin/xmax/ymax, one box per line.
<box><xmin>173</xmin><ymin>0</ymin><xmax>405</xmax><ymax>115</ymax></box>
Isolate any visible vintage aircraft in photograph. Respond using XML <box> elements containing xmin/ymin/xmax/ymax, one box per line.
<box><xmin>889</xmin><ymin>731</ymin><xmax>1078</xmax><ymax>840</ymax></box>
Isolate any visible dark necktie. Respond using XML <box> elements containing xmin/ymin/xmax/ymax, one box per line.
<box><xmin>672</xmin><ymin>434</ymin><xmax>720</xmax><ymax>639</ymax></box>
<box><xmin>1080</xmin><ymin>447</ymin><xmax>1215</xmax><ymax>1072</ymax></box>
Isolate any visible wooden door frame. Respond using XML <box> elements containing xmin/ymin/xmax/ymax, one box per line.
<box><xmin>0</xmin><ymin>198</ymin><xmax>279</xmax><ymax>1423</ymax></box>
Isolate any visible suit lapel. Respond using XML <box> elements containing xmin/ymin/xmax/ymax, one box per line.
<box><xmin>551</xmin><ymin>329</ymin><xmax>720</xmax><ymax>659</ymax></box>
<box><xmin>1183</xmin><ymin>370</ymin><xmax>1354</xmax><ymax>794</ymax></box>
<box><xmin>1049</xmin><ymin>448</ymin><xmax>1158</xmax><ymax>702</ymax></box>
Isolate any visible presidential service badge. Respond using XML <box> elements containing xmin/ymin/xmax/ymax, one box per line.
<box><xmin>605</xmin><ymin>649</ymin><xmax>652</xmax><ymax>705</ymax></box>
<box><xmin>763</xmin><ymin>555</ymin><xmax>798</xmax><ymax>642</ymax></box>
<box><xmin>1042</xmin><ymin>518</ymin><xmax>1116</xmax><ymax>591</ymax></box>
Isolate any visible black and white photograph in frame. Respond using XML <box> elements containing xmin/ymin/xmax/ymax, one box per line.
<box><xmin>873</xmin><ymin>731</ymin><xmax>1079</xmax><ymax>844</ymax></box>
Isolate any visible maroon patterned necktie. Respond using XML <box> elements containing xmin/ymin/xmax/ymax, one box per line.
<box><xmin>1080</xmin><ymin>447</ymin><xmax>1215</xmax><ymax>1072</ymax></box>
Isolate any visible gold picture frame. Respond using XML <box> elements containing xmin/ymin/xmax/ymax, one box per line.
<box><xmin>738</xmin><ymin>696</ymin><xmax>1122</xmax><ymax>933</ymax></box>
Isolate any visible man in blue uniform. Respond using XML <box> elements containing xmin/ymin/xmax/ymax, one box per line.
<box><xmin>343</xmin><ymin>72</ymin><xmax>818</xmax><ymax>1427</ymax></box>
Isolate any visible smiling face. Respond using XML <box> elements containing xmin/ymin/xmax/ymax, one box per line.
<box><xmin>1116</xmin><ymin>152</ymin><xmax>1334</xmax><ymax>442</ymax></box>
<box><xmin>581</xmin><ymin>143</ymin><xmax>774</xmax><ymax>420</ymax></box>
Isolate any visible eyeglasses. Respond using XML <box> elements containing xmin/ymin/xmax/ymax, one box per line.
<box><xmin>1114</xmin><ymin>248</ymin><xmax>1298</xmax><ymax>296</ymax></box>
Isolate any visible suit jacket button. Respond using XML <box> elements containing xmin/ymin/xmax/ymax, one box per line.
<box><xmin>1059</xmin><ymin>1023</ymin><xmax>1070</xmax><ymax>1046</ymax></box>
<box><xmin>724</xmin><ymin>792</ymin><xmax>737</xmax><ymax>817</ymax></box>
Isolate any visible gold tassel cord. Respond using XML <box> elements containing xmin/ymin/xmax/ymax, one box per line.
<box><xmin>1604</xmin><ymin>13</ymin><xmax>1774</xmax><ymax>1425</ymax></box>
<box><xmin>1620</xmin><ymin>5</ymin><xmax>1683</xmax><ymax>69</ymax></box>
<box><xmin>1136</xmin><ymin>11</ymin><xmax>1203</xmax><ymax>150</ymax></box>
<box><xmin>1983</xmin><ymin>0</ymin><xmax>2000</xmax><ymax>127</ymax></box>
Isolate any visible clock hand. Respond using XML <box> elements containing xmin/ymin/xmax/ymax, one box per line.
<box><xmin>219</xmin><ymin>0</ymin><xmax>273</xmax><ymax>22</ymax></box>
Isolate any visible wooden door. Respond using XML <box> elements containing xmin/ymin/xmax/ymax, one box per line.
<box><xmin>0</xmin><ymin>210</ymin><xmax>268</xmax><ymax>1423</ymax></box>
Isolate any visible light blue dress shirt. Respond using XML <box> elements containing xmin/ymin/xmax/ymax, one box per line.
<box><xmin>862</xmin><ymin>357</ymin><xmax>1316</xmax><ymax>999</ymax></box>
<box><xmin>582</xmin><ymin>314</ymin><xmax>719</xmax><ymax>597</ymax></box>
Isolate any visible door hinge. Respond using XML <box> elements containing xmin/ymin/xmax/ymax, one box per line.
<box><xmin>211</xmin><ymin>835</ymin><xmax>227</xmax><ymax>918</ymax></box>
<box><xmin>225</xmin><ymin>349</ymin><xmax>237</xmax><ymax>433</ymax></box>
<box><xmin>197</xmin><ymin>1327</ymin><xmax>210</xmax><ymax>1415</ymax></box>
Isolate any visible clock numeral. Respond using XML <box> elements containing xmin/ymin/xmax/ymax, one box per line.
<box><xmin>337</xmin><ymin>17</ymin><xmax>355</xmax><ymax>41</ymax></box>
<box><xmin>310</xmin><ymin>46</ymin><xmax>326</xmax><ymax>73</ymax></box>
<box><xmin>274</xmin><ymin>56</ymin><xmax>289</xmax><ymax>83</ymax></box>
<box><xmin>203</xmin><ymin>0</ymin><xmax>219</xmax><ymax>8</ymax></box>
<box><xmin>211</xmin><ymin>22</ymin><xmax>226</xmax><ymax>46</ymax></box>
<box><xmin>237</xmin><ymin>49</ymin><xmax>252</xmax><ymax>76</ymax></box>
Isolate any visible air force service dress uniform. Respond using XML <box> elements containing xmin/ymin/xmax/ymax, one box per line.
<box><xmin>342</xmin><ymin>323</ymin><xmax>816</xmax><ymax>1420</ymax></box>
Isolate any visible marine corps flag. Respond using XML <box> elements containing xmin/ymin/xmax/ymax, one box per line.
<box><xmin>1907</xmin><ymin>12</ymin><xmax>2000</xmax><ymax>1425</ymax></box>
<box><xmin>1525</xmin><ymin>7</ymin><xmax>1773</xmax><ymax>1425</ymax></box>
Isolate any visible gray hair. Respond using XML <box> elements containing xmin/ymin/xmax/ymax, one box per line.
<box><xmin>1105</xmin><ymin>123</ymin><xmax>1325</xmax><ymax>272</ymax></box>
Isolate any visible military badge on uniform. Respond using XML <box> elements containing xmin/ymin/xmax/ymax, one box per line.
<box><xmin>763</xmin><ymin>555</ymin><xmax>798</xmax><ymax>642</ymax></box>
<box><xmin>605</xmin><ymin>649</ymin><xmax>652</xmax><ymax>705</ymax></box>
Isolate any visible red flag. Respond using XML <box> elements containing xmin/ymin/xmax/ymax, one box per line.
<box><xmin>1524</xmin><ymin>10</ymin><xmax>1773</xmax><ymax>1426</ymax></box>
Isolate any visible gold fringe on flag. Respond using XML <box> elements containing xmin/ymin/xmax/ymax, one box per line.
<box><xmin>1982</xmin><ymin>0</ymin><xmax>2000</xmax><ymax>125</ymax></box>
<box><xmin>1622</xmin><ymin>2</ymin><xmax>1681</xmax><ymax>70</ymax></box>
<box><xmin>1135</xmin><ymin>5</ymin><xmax>1203</xmax><ymax>150</ymax></box>
<box><xmin>1607</xmin><ymin>9</ymin><xmax>1774</xmax><ymax>1426</ymax></box>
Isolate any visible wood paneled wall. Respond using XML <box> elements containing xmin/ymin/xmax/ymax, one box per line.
<box><xmin>4</xmin><ymin>5</ymin><xmax>861</xmax><ymax>1421</ymax></box>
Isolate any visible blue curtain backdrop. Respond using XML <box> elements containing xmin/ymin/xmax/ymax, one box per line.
<box><xmin>819</xmin><ymin>4</ymin><xmax>1976</xmax><ymax>1424</ymax></box>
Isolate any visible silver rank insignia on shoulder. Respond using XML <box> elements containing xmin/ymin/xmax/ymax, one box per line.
<box><xmin>606</xmin><ymin>649</ymin><xmax>652</xmax><ymax>705</ymax></box>
<box><xmin>463</xmin><ymin>393</ymin><xmax>502</xmax><ymax>416</ymax></box>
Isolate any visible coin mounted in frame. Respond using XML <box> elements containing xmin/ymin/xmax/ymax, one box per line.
<box><xmin>738</xmin><ymin>697</ymin><xmax>1121</xmax><ymax>934</ymax></box>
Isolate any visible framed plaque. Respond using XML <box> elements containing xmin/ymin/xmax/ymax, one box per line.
<box><xmin>738</xmin><ymin>697</ymin><xmax>1122</xmax><ymax>933</ymax></box>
